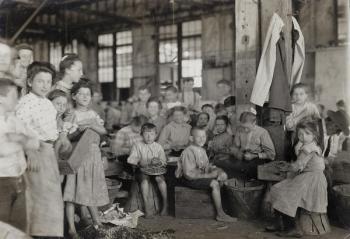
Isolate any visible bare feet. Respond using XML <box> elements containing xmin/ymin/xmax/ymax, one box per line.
<box><xmin>216</xmin><ymin>213</ymin><xmax>237</xmax><ymax>223</ymax></box>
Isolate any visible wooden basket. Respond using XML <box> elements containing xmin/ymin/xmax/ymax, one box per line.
<box><xmin>225</xmin><ymin>178</ymin><xmax>265</xmax><ymax>219</ymax></box>
<box><xmin>332</xmin><ymin>184</ymin><xmax>350</xmax><ymax>229</ymax></box>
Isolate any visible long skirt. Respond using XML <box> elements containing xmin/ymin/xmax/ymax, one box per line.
<box><xmin>268</xmin><ymin>171</ymin><xmax>328</xmax><ymax>217</ymax></box>
<box><xmin>26</xmin><ymin>142</ymin><xmax>64</xmax><ymax>237</ymax></box>
<box><xmin>63</xmin><ymin>141</ymin><xmax>109</xmax><ymax>207</ymax></box>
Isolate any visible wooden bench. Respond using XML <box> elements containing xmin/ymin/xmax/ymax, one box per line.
<box><xmin>175</xmin><ymin>186</ymin><xmax>215</xmax><ymax>219</ymax></box>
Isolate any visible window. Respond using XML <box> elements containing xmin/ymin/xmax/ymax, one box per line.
<box><xmin>97</xmin><ymin>31</ymin><xmax>133</xmax><ymax>99</ymax></box>
<box><xmin>49</xmin><ymin>40</ymin><xmax>78</xmax><ymax>71</ymax></box>
<box><xmin>116</xmin><ymin>31</ymin><xmax>132</xmax><ymax>88</ymax></box>
<box><xmin>98</xmin><ymin>34</ymin><xmax>114</xmax><ymax>83</ymax></box>
<box><xmin>181</xmin><ymin>20</ymin><xmax>202</xmax><ymax>87</ymax></box>
<box><xmin>64</xmin><ymin>39</ymin><xmax>78</xmax><ymax>54</ymax></box>
<box><xmin>337</xmin><ymin>0</ymin><xmax>349</xmax><ymax>45</ymax></box>
<box><xmin>158</xmin><ymin>20</ymin><xmax>202</xmax><ymax>88</ymax></box>
<box><xmin>49</xmin><ymin>42</ymin><xmax>62</xmax><ymax>70</ymax></box>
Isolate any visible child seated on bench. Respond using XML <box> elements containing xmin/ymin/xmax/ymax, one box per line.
<box><xmin>128</xmin><ymin>123</ymin><xmax>168</xmax><ymax>217</ymax></box>
<box><xmin>233</xmin><ymin>111</ymin><xmax>275</xmax><ymax>180</ymax></box>
<box><xmin>175</xmin><ymin>127</ymin><xmax>237</xmax><ymax>222</ymax></box>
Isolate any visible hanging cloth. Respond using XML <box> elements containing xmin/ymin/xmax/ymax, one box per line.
<box><xmin>250</xmin><ymin>13</ymin><xmax>285</xmax><ymax>107</ymax></box>
<box><xmin>291</xmin><ymin>17</ymin><xmax>305</xmax><ymax>86</ymax></box>
<box><xmin>268</xmin><ymin>32</ymin><xmax>293</xmax><ymax>114</ymax></box>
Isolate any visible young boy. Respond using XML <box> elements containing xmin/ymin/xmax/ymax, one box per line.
<box><xmin>223</xmin><ymin>96</ymin><xmax>237</xmax><ymax>135</ymax></box>
<box><xmin>111</xmin><ymin>115</ymin><xmax>148</xmax><ymax>156</ymax></box>
<box><xmin>0</xmin><ymin>79</ymin><xmax>39</xmax><ymax>232</ymax></box>
<box><xmin>233</xmin><ymin>112</ymin><xmax>276</xmax><ymax>180</ymax></box>
<box><xmin>146</xmin><ymin>97</ymin><xmax>166</xmax><ymax>136</ymax></box>
<box><xmin>175</xmin><ymin>127</ymin><xmax>237</xmax><ymax>222</ymax></box>
<box><xmin>158</xmin><ymin>106</ymin><xmax>191</xmax><ymax>153</ymax></box>
<box><xmin>179</xmin><ymin>77</ymin><xmax>201</xmax><ymax>112</ymax></box>
<box><xmin>216</xmin><ymin>79</ymin><xmax>233</xmax><ymax>104</ymax></box>
<box><xmin>128</xmin><ymin>123</ymin><xmax>168</xmax><ymax>217</ymax></box>
<box><xmin>132</xmin><ymin>86</ymin><xmax>151</xmax><ymax>117</ymax></box>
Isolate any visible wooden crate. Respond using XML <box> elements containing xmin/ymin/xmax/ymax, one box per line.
<box><xmin>175</xmin><ymin>187</ymin><xmax>215</xmax><ymax>219</ymax></box>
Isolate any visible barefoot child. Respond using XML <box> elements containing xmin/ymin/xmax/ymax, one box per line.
<box><xmin>15</xmin><ymin>62</ymin><xmax>65</xmax><ymax>237</ymax></box>
<box><xmin>63</xmin><ymin>81</ymin><xmax>109</xmax><ymax>238</ymax></box>
<box><xmin>267</xmin><ymin>121</ymin><xmax>327</xmax><ymax>237</ymax></box>
<box><xmin>175</xmin><ymin>127</ymin><xmax>237</xmax><ymax>222</ymax></box>
<box><xmin>0</xmin><ymin>79</ymin><xmax>39</xmax><ymax>232</ymax></box>
<box><xmin>127</xmin><ymin>123</ymin><xmax>168</xmax><ymax>217</ymax></box>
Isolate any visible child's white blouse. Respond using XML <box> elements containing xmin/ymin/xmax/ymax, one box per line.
<box><xmin>16</xmin><ymin>92</ymin><xmax>58</xmax><ymax>141</ymax></box>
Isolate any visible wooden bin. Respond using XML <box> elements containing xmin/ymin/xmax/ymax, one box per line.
<box><xmin>175</xmin><ymin>186</ymin><xmax>215</xmax><ymax>219</ymax></box>
<box><xmin>332</xmin><ymin>184</ymin><xmax>350</xmax><ymax>229</ymax></box>
<box><xmin>299</xmin><ymin>211</ymin><xmax>331</xmax><ymax>235</ymax></box>
<box><xmin>225</xmin><ymin>178</ymin><xmax>265</xmax><ymax>219</ymax></box>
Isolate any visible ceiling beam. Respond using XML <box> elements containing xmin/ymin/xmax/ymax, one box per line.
<box><xmin>68</xmin><ymin>7</ymin><xmax>141</xmax><ymax>26</ymax></box>
<box><xmin>9</xmin><ymin>0</ymin><xmax>49</xmax><ymax>44</ymax></box>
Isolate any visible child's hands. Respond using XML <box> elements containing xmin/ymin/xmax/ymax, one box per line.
<box><xmin>243</xmin><ymin>152</ymin><xmax>256</xmax><ymax>161</ymax></box>
<box><xmin>6</xmin><ymin>133</ymin><xmax>28</xmax><ymax>145</ymax></box>
<box><xmin>217</xmin><ymin>170</ymin><xmax>228</xmax><ymax>182</ymax></box>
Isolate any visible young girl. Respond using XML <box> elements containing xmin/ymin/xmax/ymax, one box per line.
<box><xmin>15</xmin><ymin>62</ymin><xmax>64</xmax><ymax>238</ymax></box>
<box><xmin>47</xmin><ymin>89</ymin><xmax>77</xmax><ymax>158</ymax></box>
<box><xmin>146</xmin><ymin>97</ymin><xmax>166</xmax><ymax>136</ymax></box>
<box><xmin>208</xmin><ymin>115</ymin><xmax>233</xmax><ymax>161</ymax></box>
<box><xmin>286</xmin><ymin>83</ymin><xmax>320</xmax><ymax>131</ymax></box>
<box><xmin>63</xmin><ymin>81</ymin><xmax>109</xmax><ymax>237</ymax></box>
<box><xmin>267</xmin><ymin>121</ymin><xmax>327</xmax><ymax>237</ymax></box>
<box><xmin>52</xmin><ymin>53</ymin><xmax>83</xmax><ymax>94</ymax></box>
<box><xmin>128</xmin><ymin>123</ymin><xmax>168</xmax><ymax>217</ymax></box>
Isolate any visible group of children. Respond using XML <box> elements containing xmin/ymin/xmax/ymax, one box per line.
<box><xmin>0</xmin><ymin>39</ymin><xmax>349</xmax><ymax>239</ymax></box>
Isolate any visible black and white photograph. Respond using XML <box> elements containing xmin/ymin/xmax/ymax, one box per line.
<box><xmin>0</xmin><ymin>0</ymin><xmax>349</xmax><ymax>238</ymax></box>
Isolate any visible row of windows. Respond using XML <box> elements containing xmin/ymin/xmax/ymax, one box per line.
<box><xmin>48</xmin><ymin>20</ymin><xmax>203</xmax><ymax>94</ymax></box>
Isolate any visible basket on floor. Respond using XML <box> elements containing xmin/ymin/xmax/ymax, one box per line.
<box><xmin>225</xmin><ymin>178</ymin><xmax>265</xmax><ymax>219</ymax></box>
<box><xmin>332</xmin><ymin>184</ymin><xmax>350</xmax><ymax>229</ymax></box>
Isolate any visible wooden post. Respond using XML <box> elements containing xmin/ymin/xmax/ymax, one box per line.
<box><xmin>234</xmin><ymin>0</ymin><xmax>259</xmax><ymax>116</ymax></box>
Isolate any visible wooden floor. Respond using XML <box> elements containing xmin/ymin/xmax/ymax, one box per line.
<box><xmin>137</xmin><ymin>216</ymin><xmax>350</xmax><ymax>239</ymax></box>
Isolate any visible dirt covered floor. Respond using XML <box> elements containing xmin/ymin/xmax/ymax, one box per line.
<box><xmin>137</xmin><ymin>216</ymin><xmax>350</xmax><ymax>239</ymax></box>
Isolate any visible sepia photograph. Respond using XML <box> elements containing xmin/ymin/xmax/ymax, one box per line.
<box><xmin>0</xmin><ymin>0</ymin><xmax>349</xmax><ymax>238</ymax></box>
